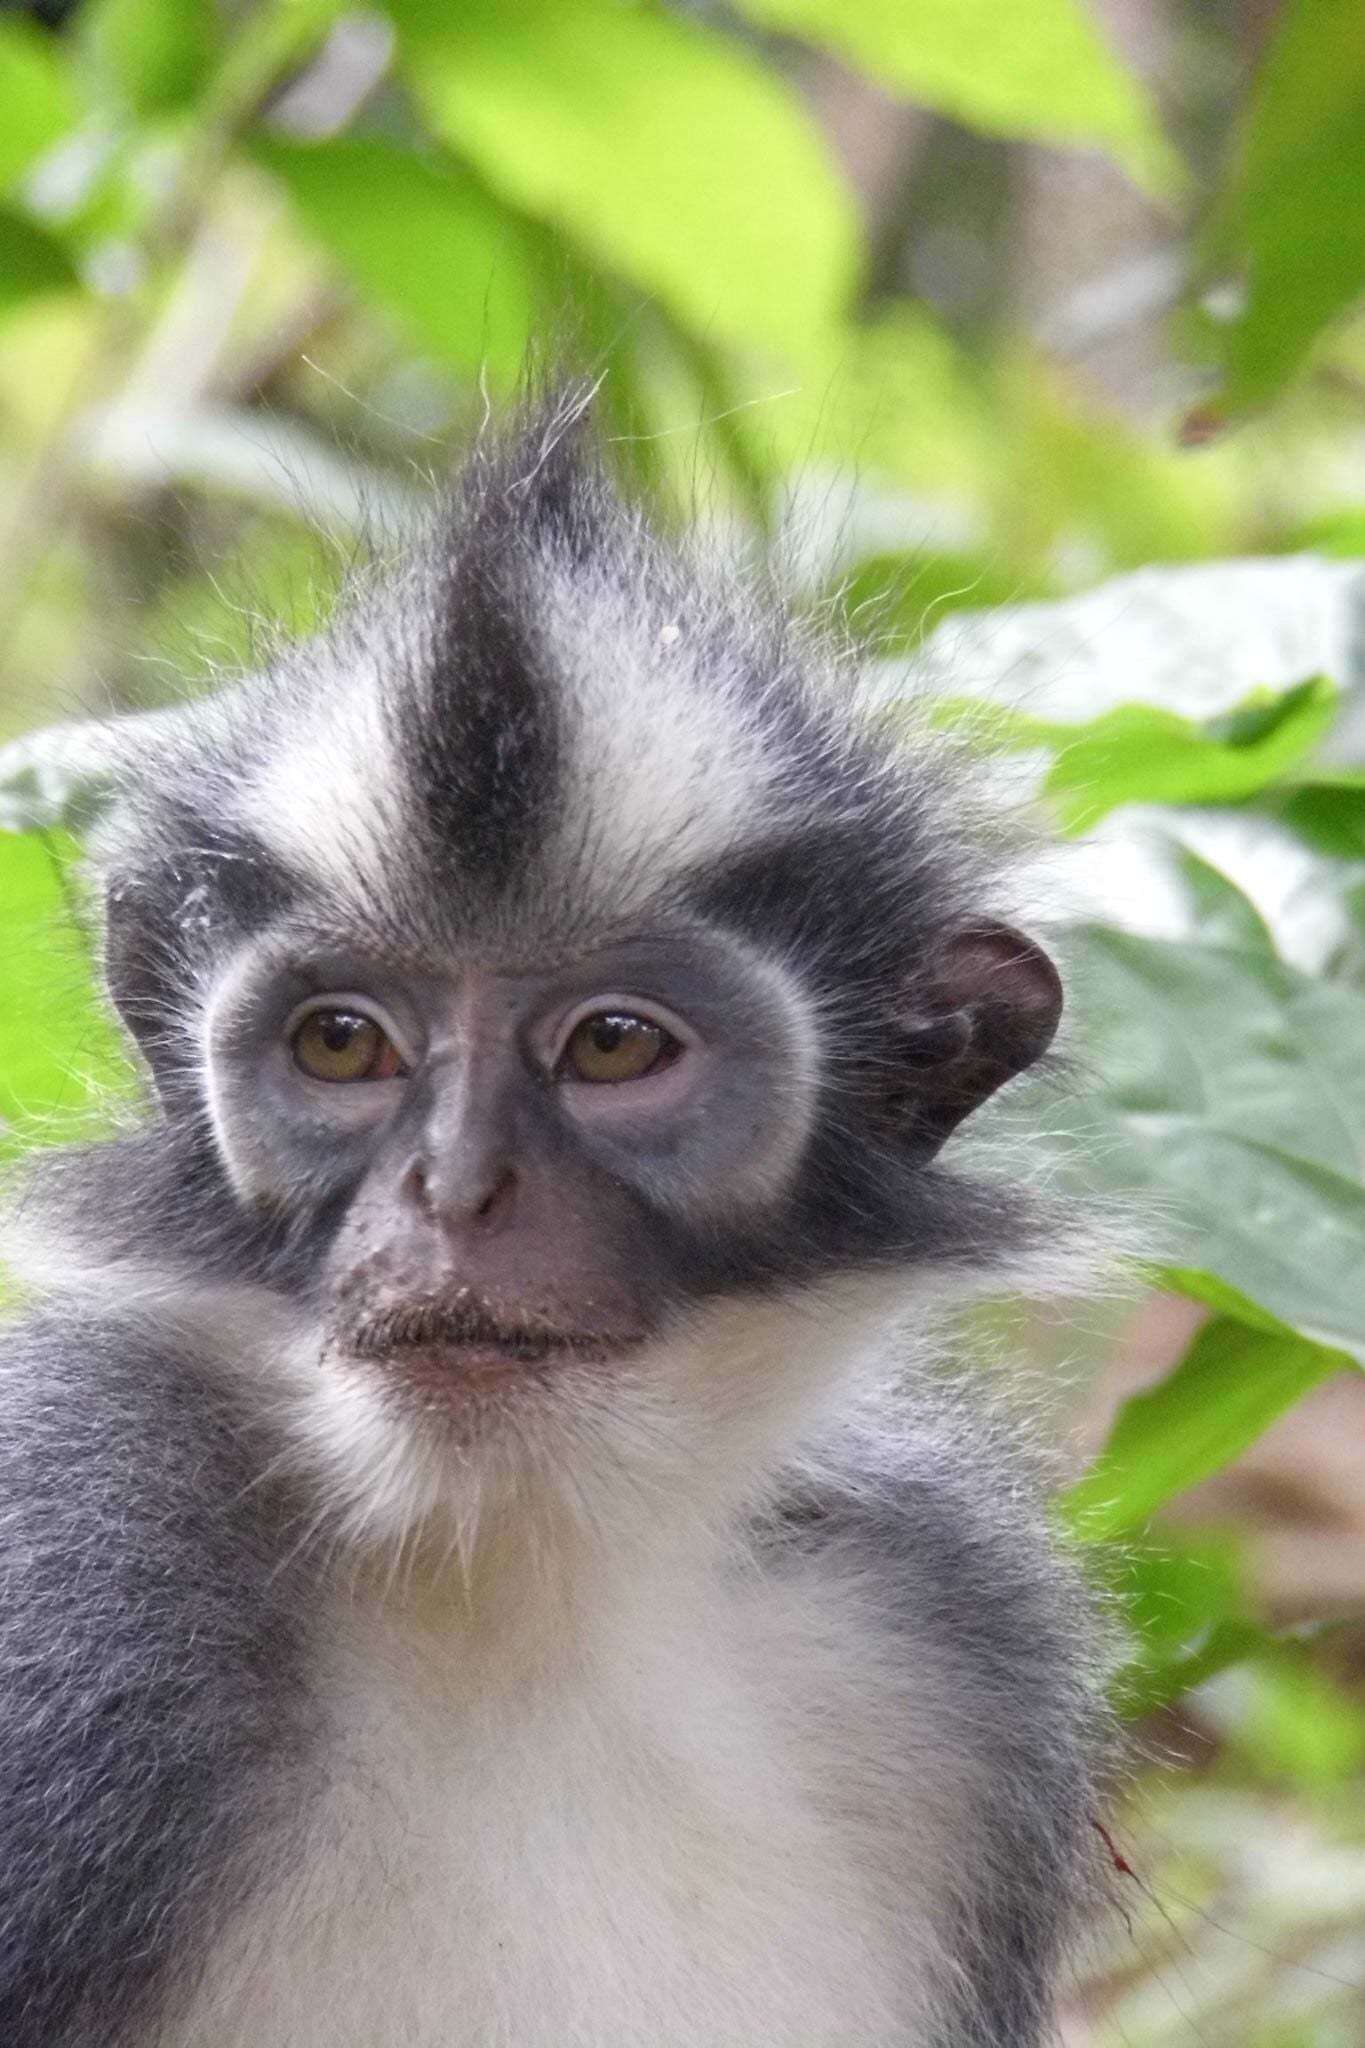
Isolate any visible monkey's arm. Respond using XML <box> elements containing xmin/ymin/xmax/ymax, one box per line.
<box><xmin>0</xmin><ymin>1312</ymin><xmax>308</xmax><ymax>2048</ymax></box>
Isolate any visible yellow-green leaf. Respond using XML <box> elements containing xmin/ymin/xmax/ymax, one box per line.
<box><xmin>256</xmin><ymin>136</ymin><xmax>533</xmax><ymax>380</ymax></box>
<box><xmin>0</xmin><ymin>20</ymin><xmax>77</xmax><ymax>192</ymax></box>
<box><xmin>388</xmin><ymin>0</ymin><xmax>857</xmax><ymax>357</ymax></box>
<box><xmin>82</xmin><ymin>0</ymin><xmax>221</xmax><ymax>116</ymax></box>
<box><xmin>0</xmin><ymin>832</ymin><xmax>131</xmax><ymax>1153</ymax></box>
<box><xmin>732</xmin><ymin>0</ymin><xmax>1179</xmax><ymax>194</ymax></box>
<box><xmin>1210</xmin><ymin>0</ymin><xmax>1365</xmax><ymax>409</ymax></box>
<box><xmin>942</xmin><ymin>677</ymin><xmax>1338</xmax><ymax>834</ymax></box>
<box><xmin>1064</xmin><ymin>1315</ymin><xmax>1350</xmax><ymax>1542</ymax></box>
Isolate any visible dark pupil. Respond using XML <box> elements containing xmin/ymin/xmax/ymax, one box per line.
<box><xmin>320</xmin><ymin>1012</ymin><xmax>366</xmax><ymax>1052</ymax></box>
<box><xmin>592</xmin><ymin>1017</ymin><xmax>631</xmax><ymax>1053</ymax></box>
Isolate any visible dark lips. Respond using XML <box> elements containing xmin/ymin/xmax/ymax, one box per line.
<box><xmin>342</xmin><ymin>1299</ymin><xmax>646</xmax><ymax>1381</ymax></box>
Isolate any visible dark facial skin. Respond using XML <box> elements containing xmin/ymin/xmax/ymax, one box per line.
<box><xmin>205</xmin><ymin>923</ymin><xmax>819</xmax><ymax>1394</ymax></box>
<box><xmin>199</xmin><ymin>904</ymin><xmax>1062</xmax><ymax>1414</ymax></box>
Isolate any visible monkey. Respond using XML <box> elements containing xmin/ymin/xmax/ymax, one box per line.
<box><xmin>0</xmin><ymin>395</ymin><xmax>1108</xmax><ymax>2048</ymax></box>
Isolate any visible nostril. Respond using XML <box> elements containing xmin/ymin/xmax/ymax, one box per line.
<box><xmin>404</xmin><ymin>1156</ymin><xmax>516</xmax><ymax>1228</ymax></box>
<box><xmin>474</xmin><ymin>1168</ymin><xmax>516</xmax><ymax>1225</ymax></box>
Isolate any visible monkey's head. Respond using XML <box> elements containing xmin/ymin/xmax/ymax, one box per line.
<box><xmin>73</xmin><ymin>405</ymin><xmax>1062</xmax><ymax>1538</ymax></box>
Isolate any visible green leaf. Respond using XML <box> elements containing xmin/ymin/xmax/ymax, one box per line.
<box><xmin>1124</xmin><ymin>1617</ymin><xmax>1266</xmax><ymax>1717</ymax></box>
<box><xmin>1119</xmin><ymin>1531</ymin><xmax>1246</xmax><ymax>1654</ymax></box>
<box><xmin>0</xmin><ymin>833</ymin><xmax>131</xmax><ymax>1152</ymax></box>
<box><xmin>388</xmin><ymin>0</ymin><xmax>857</xmax><ymax>357</ymax></box>
<box><xmin>1239</xmin><ymin>1650</ymin><xmax>1365</xmax><ymax>1790</ymax></box>
<box><xmin>1273</xmin><ymin>782</ymin><xmax>1365</xmax><ymax>861</ymax></box>
<box><xmin>912</xmin><ymin>559</ymin><xmax>1365</xmax><ymax>723</ymax></box>
<box><xmin>1212</xmin><ymin>0</ymin><xmax>1365</xmax><ymax>409</ymax></box>
<box><xmin>732</xmin><ymin>0</ymin><xmax>1178</xmax><ymax>194</ymax></box>
<box><xmin>1159</xmin><ymin>1268</ymin><xmax>1299</xmax><ymax>1336</ymax></box>
<box><xmin>770</xmin><ymin>304</ymin><xmax>995</xmax><ymax>492</ymax></box>
<box><xmin>951</xmin><ymin>678</ymin><xmax>1338</xmax><ymax>833</ymax></box>
<box><xmin>1170</xmin><ymin>849</ymin><xmax>1276</xmax><ymax>957</ymax></box>
<box><xmin>1282</xmin><ymin>507</ymin><xmax>1365</xmax><ymax>558</ymax></box>
<box><xmin>1059</xmin><ymin>924</ymin><xmax>1365</xmax><ymax>1354</ymax></box>
<box><xmin>1092</xmin><ymin>1529</ymin><xmax>1267</xmax><ymax>1716</ymax></box>
<box><xmin>81</xmin><ymin>0</ymin><xmax>221</xmax><ymax>117</ymax></box>
<box><xmin>255</xmin><ymin>137</ymin><xmax>533</xmax><ymax>380</ymax></box>
<box><xmin>0</xmin><ymin>207</ymin><xmax>80</xmax><ymax>311</ymax></box>
<box><xmin>1063</xmin><ymin>1314</ymin><xmax>1349</xmax><ymax>1542</ymax></box>
<box><xmin>0</xmin><ymin>19</ymin><xmax>77</xmax><ymax>192</ymax></box>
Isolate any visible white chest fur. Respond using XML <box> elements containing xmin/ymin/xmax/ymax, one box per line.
<box><xmin>160</xmin><ymin>1562</ymin><xmax>957</xmax><ymax>2048</ymax></box>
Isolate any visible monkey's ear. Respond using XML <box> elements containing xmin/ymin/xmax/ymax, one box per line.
<box><xmin>891</xmin><ymin>924</ymin><xmax>1062</xmax><ymax>1152</ymax></box>
<box><xmin>0</xmin><ymin>707</ymin><xmax>183</xmax><ymax>834</ymax></box>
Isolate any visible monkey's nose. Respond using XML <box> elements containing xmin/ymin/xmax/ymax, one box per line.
<box><xmin>403</xmin><ymin>1158</ymin><xmax>518</xmax><ymax>1232</ymax></box>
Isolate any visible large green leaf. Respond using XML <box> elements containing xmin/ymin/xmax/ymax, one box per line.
<box><xmin>1210</xmin><ymin>0</ymin><xmax>1365</xmax><ymax>410</ymax></box>
<box><xmin>0</xmin><ymin>19</ymin><xmax>77</xmax><ymax>192</ymax></box>
<box><xmin>0</xmin><ymin>833</ymin><xmax>131</xmax><ymax>1151</ymax></box>
<box><xmin>387</xmin><ymin>0</ymin><xmax>857</xmax><ymax>357</ymax></box>
<box><xmin>1061</xmin><ymin>923</ymin><xmax>1365</xmax><ymax>1354</ymax></box>
<box><xmin>733</xmin><ymin>0</ymin><xmax>1177</xmax><ymax>193</ymax></box>
<box><xmin>1063</xmin><ymin>1314</ymin><xmax>1350</xmax><ymax>1542</ymax></box>
<box><xmin>256</xmin><ymin>137</ymin><xmax>533</xmax><ymax>380</ymax></box>
<box><xmin>943</xmin><ymin>678</ymin><xmax>1339</xmax><ymax>833</ymax></box>
<box><xmin>910</xmin><ymin>557</ymin><xmax>1365</xmax><ymax>722</ymax></box>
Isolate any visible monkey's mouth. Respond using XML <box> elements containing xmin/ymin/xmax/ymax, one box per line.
<box><xmin>337</xmin><ymin>1297</ymin><xmax>646</xmax><ymax>1386</ymax></box>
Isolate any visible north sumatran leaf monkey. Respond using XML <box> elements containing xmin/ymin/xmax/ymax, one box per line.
<box><xmin>0</xmin><ymin>398</ymin><xmax>1106</xmax><ymax>2047</ymax></box>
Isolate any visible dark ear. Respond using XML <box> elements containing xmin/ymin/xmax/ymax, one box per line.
<box><xmin>890</xmin><ymin>924</ymin><xmax>1063</xmax><ymax>1153</ymax></box>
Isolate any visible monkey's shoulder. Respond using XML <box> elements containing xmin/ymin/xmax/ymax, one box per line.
<box><xmin>0</xmin><ymin>1310</ymin><xmax>311</xmax><ymax>2048</ymax></box>
<box><xmin>763</xmin><ymin>1420</ymin><xmax>1109</xmax><ymax>2046</ymax></box>
<box><xmin>769</xmin><ymin>1419</ymin><xmax>1104</xmax><ymax>1727</ymax></box>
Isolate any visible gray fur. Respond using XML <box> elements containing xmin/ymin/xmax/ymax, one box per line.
<box><xmin>0</xmin><ymin>1314</ymin><xmax>316</xmax><ymax>2047</ymax></box>
<box><xmin>0</xmin><ymin>400</ymin><xmax>1110</xmax><ymax>2045</ymax></box>
<box><xmin>770</xmin><ymin>1396</ymin><xmax>1108</xmax><ymax>2047</ymax></box>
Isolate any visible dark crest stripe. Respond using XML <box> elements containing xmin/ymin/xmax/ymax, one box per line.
<box><xmin>390</xmin><ymin>413</ymin><xmax>614</xmax><ymax>902</ymax></box>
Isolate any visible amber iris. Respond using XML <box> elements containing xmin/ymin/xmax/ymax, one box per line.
<box><xmin>562</xmin><ymin>1012</ymin><xmax>675</xmax><ymax>1084</ymax></box>
<box><xmin>292</xmin><ymin>1008</ymin><xmax>403</xmax><ymax>1083</ymax></box>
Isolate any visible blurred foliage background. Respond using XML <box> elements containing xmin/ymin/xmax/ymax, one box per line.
<box><xmin>2</xmin><ymin>0</ymin><xmax>1365</xmax><ymax>2039</ymax></box>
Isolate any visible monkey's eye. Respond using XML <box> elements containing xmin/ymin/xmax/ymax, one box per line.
<box><xmin>559</xmin><ymin>1011</ymin><xmax>681</xmax><ymax>1085</ymax></box>
<box><xmin>290</xmin><ymin>1006</ymin><xmax>406</xmax><ymax>1084</ymax></box>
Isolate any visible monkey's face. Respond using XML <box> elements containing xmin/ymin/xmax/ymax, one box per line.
<box><xmin>183</xmin><ymin>890</ymin><xmax>1061</xmax><ymax>1523</ymax></box>
<box><xmin>201</xmin><ymin>920</ymin><xmax>822</xmax><ymax>1433</ymax></box>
